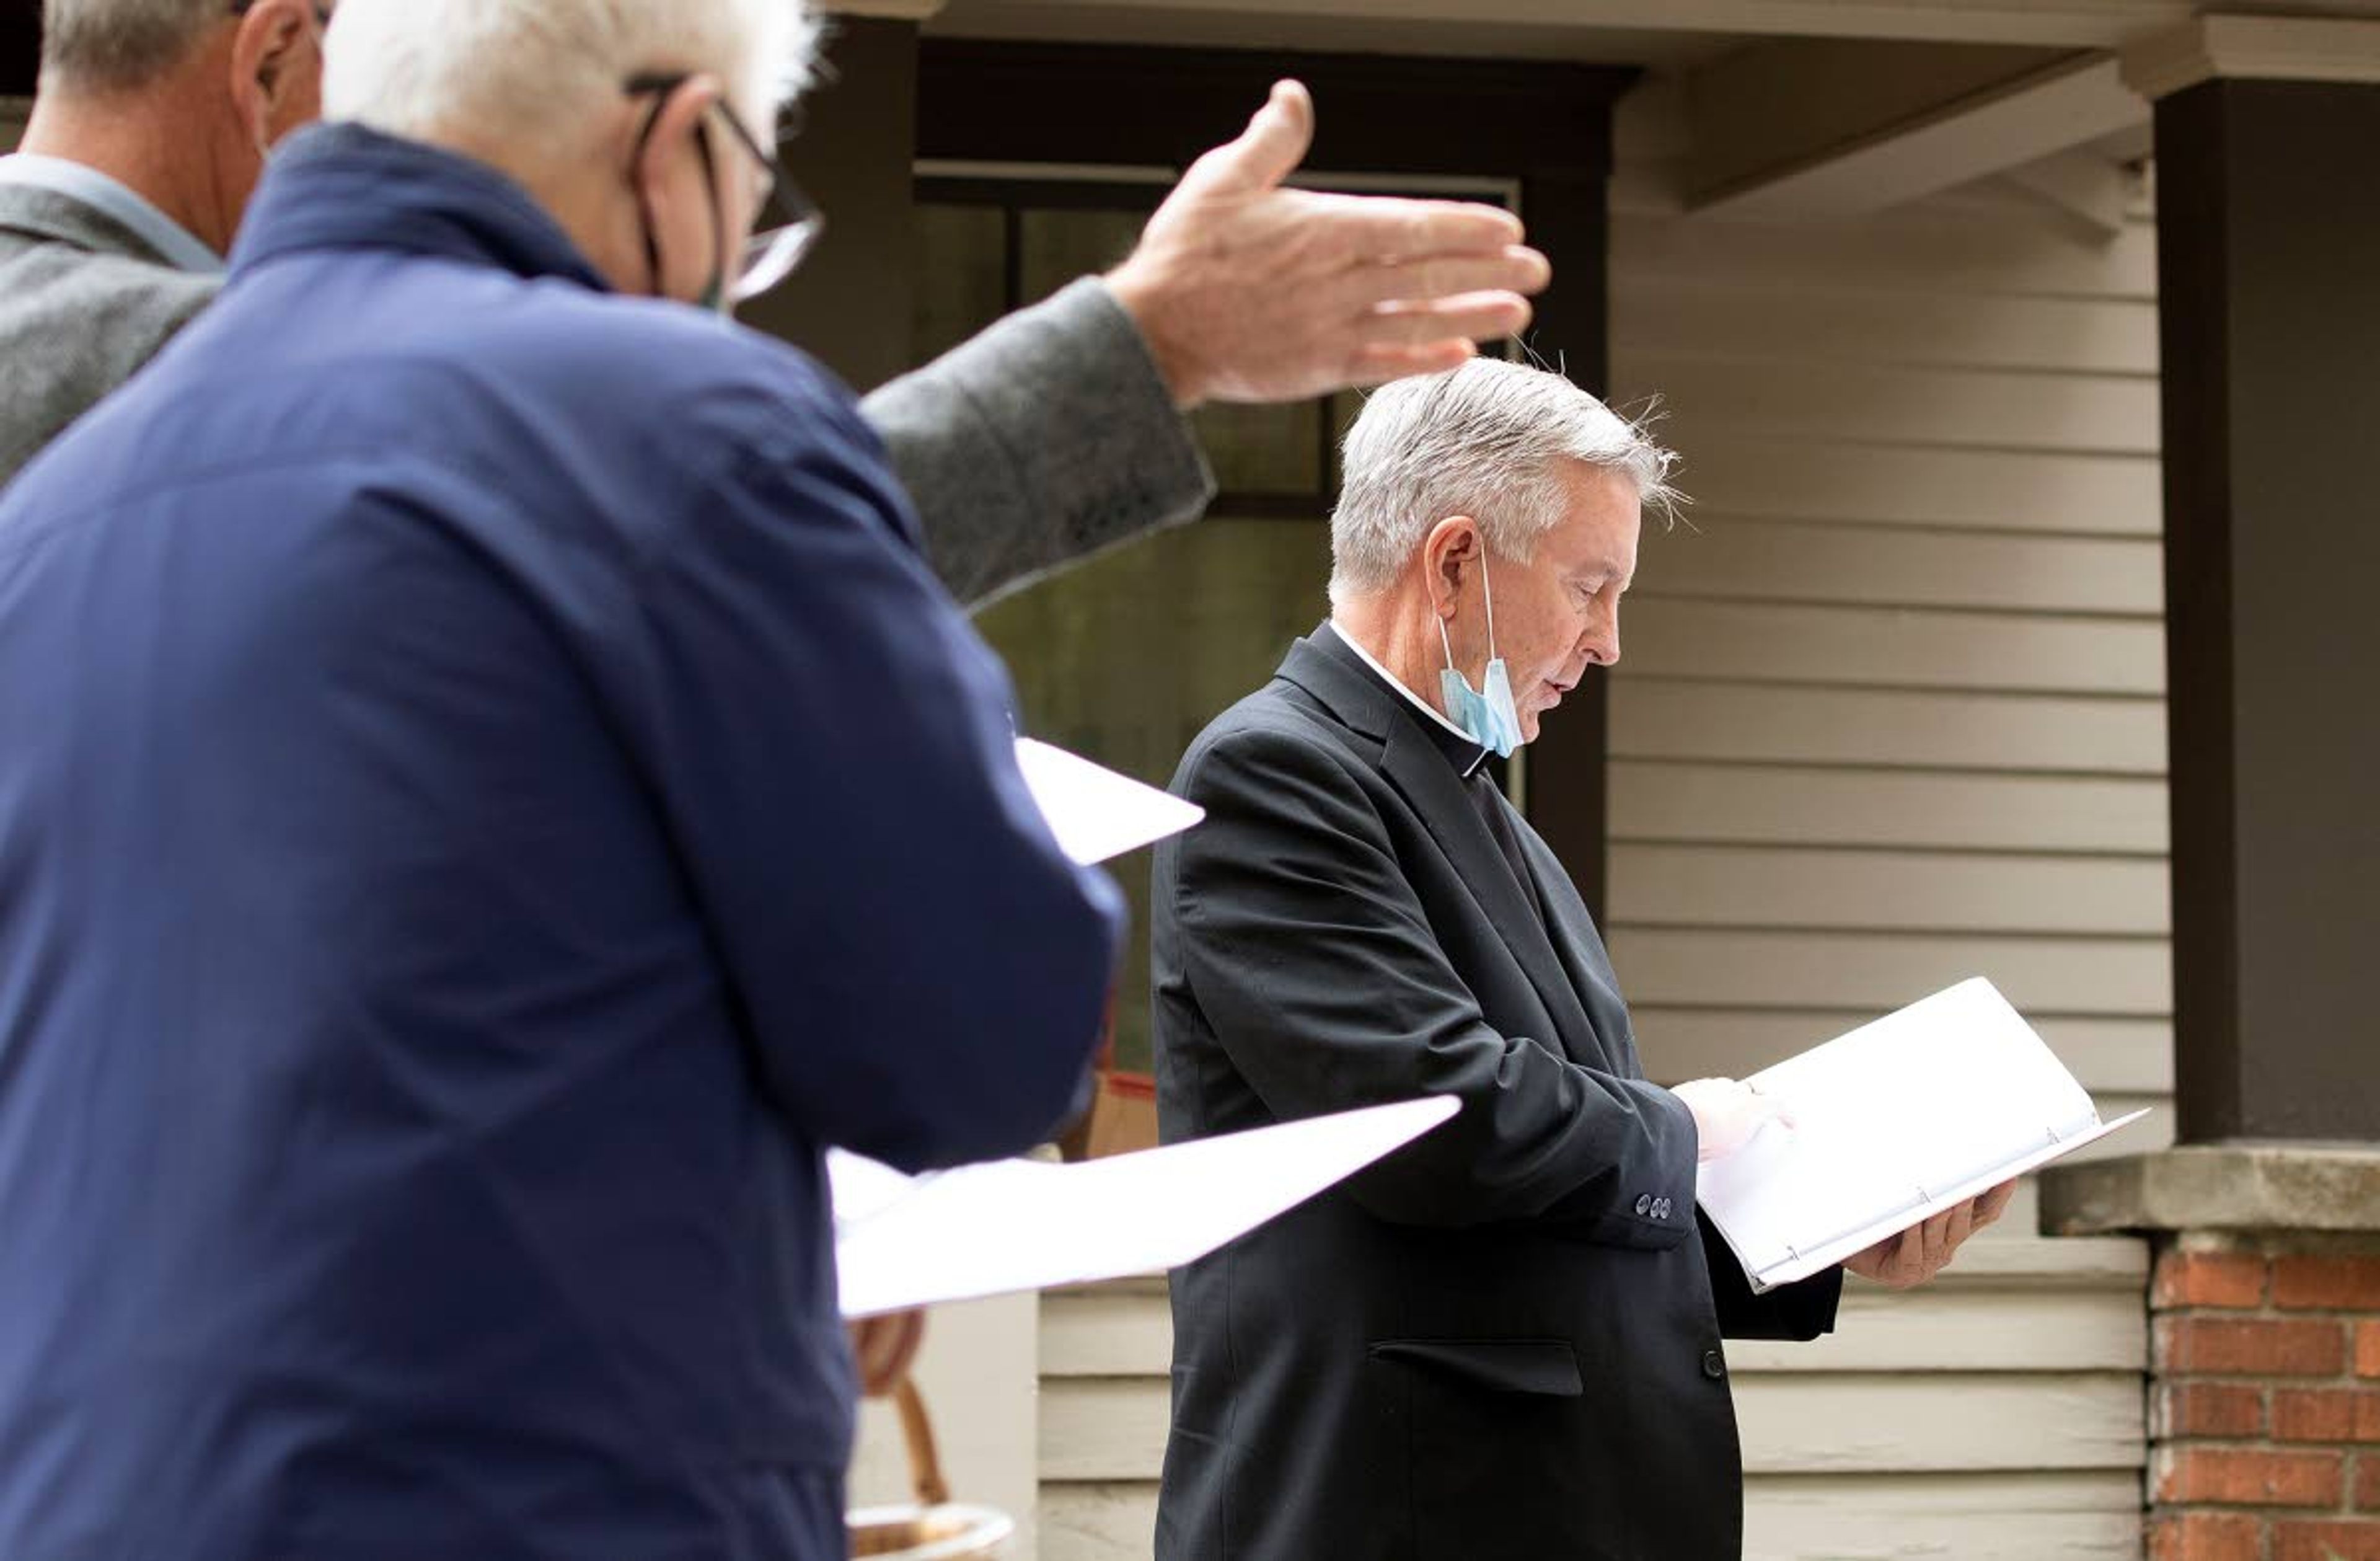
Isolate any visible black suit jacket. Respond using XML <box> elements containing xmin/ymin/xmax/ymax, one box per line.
<box><xmin>1150</xmin><ymin>628</ymin><xmax>1841</xmax><ymax>1561</ymax></box>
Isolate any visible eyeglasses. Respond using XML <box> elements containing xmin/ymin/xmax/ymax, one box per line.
<box><xmin>625</xmin><ymin>73</ymin><xmax>824</xmax><ymax>303</ymax></box>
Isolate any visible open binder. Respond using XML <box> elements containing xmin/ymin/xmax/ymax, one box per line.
<box><xmin>1696</xmin><ymin>978</ymin><xmax>2149</xmax><ymax>1293</ymax></box>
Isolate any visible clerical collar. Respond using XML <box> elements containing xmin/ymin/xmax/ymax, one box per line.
<box><xmin>1321</xmin><ymin>621</ymin><xmax>1492</xmax><ymax>779</ymax></box>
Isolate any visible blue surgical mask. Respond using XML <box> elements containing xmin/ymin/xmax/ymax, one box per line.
<box><xmin>1437</xmin><ymin>560</ymin><xmax>1524</xmax><ymax>758</ymax></box>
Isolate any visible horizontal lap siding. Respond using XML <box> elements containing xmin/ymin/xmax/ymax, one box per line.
<box><xmin>1036</xmin><ymin>1274</ymin><xmax>2151</xmax><ymax>1560</ymax></box>
<box><xmin>1038</xmin><ymin>1374</ymin><xmax>2144</xmax><ymax>1484</ymax></box>
<box><xmin>1041</xmin><ymin>1478</ymin><xmax>2148</xmax><ymax>1561</ymax></box>
<box><xmin>1602</xmin><ymin>176</ymin><xmax>2164</xmax><ymax>1559</ymax></box>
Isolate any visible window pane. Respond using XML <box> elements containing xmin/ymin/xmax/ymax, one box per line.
<box><xmin>1016</xmin><ymin>208</ymin><xmax>1144</xmax><ymax>308</ymax></box>
<box><xmin>1191</xmin><ymin>400</ymin><xmax>1323</xmax><ymax>496</ymax></box>
<box><xmin>912</xmin><ymin>203</ymin><xmax>1009</xmax><ymax>366</ymax></box>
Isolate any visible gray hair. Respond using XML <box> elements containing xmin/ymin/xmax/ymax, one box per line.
<box><xmin>1328</xmin><ymin>359</ymin><xmax>1678</xmax><ymax>606</ymax></box>
<box><xmin>322</xmin><ymin>0</ymin><xmax>822</xmax><ymax>162</ymax></box>
<box><xmin>40</xmin><ymin>0</ymin><xmax>226</xmax><ymax>91</ymax></box>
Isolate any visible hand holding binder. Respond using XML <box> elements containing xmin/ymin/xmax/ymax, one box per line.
<box><xmin>1841</xmin><ymin>1176</ymin><xmax>2019</xmax><ymax>1288</ymax></box>
<box><xmin>1695</xmin><ymin>978</ymin><xmax>2150</xmax><ymax>1293</ymax></box>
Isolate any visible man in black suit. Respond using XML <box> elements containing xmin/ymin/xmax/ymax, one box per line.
<box><xmin>1150</xmin><ymin>360</ymin><xmax>2014</xmax><ymax>1560</ymax></box>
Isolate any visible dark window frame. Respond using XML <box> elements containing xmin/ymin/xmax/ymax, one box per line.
<box><xmin>916</xmin><ymin>170</ymin><xmax>1505</xmax><ymax>518</ymax></box>
<box><xmin>4</xmin><ymin>11</ymin><xmax>38</xmax><ymax>98</ymax></box>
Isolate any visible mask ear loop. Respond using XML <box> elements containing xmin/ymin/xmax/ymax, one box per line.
<box><xmin>630</xmin><ymin>93</ymin><xmax>671</xmax><ymax>295</ymax></box>
<box><xmin>690</xmin><ymin>117</ymin><xmax>730</xmax><ymax>310</ymax></box>
<box><xmin>1436</xmin><ymin>612</ymin><xmax>1458</xmax><ymax>674</ymax></box>
<box><xmin>1479</xmin><ymin>552</ymin><xmax>1498</xmax><ymax>665</ymax></box>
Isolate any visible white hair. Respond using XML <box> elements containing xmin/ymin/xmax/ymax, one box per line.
<box><xmin>322</xmin><ymin>0</ymin><xmax>822</xmax><ymax>162</ymax></box>
<box><xmin>1328</xmin><ymin>359</ymin><xmax>1678</xmax><ymax>606</ymax></box>
<box><xmin>40</xmin><ymin>0</ymin><xmax>225</xmax><ymax>91</ymax></box>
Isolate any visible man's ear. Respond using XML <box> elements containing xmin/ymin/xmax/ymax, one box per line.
<box><xmin>1424</xmin><ymin>516</ymin><xmax>1481</xmax><ymax>617</ymax></box>
<box><xmin>629</xmin><ymin>75</ymin><xmax>728</xmax><ymax>301</ymax></box>
<box><xmin>227</xmin><ymin>0</ymin><xmax>320</xmax><ymax>149</ymax></box>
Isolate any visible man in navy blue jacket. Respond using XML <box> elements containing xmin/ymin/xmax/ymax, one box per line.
<box><xmin>0</xmin><ymin>4</ymin><xmax>1130</xmax><ymax>1558</ymax></box>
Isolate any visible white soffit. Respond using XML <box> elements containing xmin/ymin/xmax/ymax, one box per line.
<box><xmin>2122</xmin><ymin>14</ymin><xmax>2380</xmax><ymax>99</ymax></box>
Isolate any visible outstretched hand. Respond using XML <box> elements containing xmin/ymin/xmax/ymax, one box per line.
<box><xmin>1105</xmin><ymin>80</ymin><xmax>1551</xmax><ymax>409</ymax></box>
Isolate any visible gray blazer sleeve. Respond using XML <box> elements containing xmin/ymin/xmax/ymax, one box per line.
<box><xmin>861</xmin><ymin>276</ymin><xmax>1216</xmax><ymax>608</ymax></box>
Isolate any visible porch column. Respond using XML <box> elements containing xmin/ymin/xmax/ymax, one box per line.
<box><xmin>2040</xmin><ymin>19</ymin><xmax>2380</xmax><ymax>1560</ymax></box>
<box><xmin>3</xmin><ymin>9</ymin><xmax>33</xmax><ymax>100</ymax></box>
<box><xmin>740</xmin><ymin>7</ymin><xmax>935</xmax><ymax>394</ymax></box>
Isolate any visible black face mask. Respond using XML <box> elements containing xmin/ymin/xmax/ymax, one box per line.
<box><xmin>630</xmin><ymin>101</ymin><xmax>729</xmax><ymax>312</ymax></box>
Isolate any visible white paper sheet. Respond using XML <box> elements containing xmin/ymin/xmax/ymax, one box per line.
<box><xmin>1015</xmin><ymin>738</ymin><xmax>1205</xmax><ymax>867</ymax></box>
<box><xmin>831</xmin><ymin>1095</ymin><xmax>1459</xmax><ymax>1317</ymax></box>
<box><xmin>1695</xmin><ymin>978</ymin><xmax>2152</xmax><ymax>1292</ymax></box>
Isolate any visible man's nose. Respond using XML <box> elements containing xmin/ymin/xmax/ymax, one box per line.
<box><xmin>1578</xmin><ymin>617</ymin><xmax>1620</xmax><ymax>670</ymax></box>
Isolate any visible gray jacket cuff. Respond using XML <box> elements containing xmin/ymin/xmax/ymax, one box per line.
<box><xmin>863</xmin><ymin>276</ymin><xmax>1216</xmax><ymax>608</ymax></box>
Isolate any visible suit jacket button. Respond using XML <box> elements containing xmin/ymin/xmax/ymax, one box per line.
<box><xmin>1701</xmin><ymin>1349</ymin><xmax>1726</xmax><ymax>1381</ymax></box>
<box><xmin>1654</xmin><ymin>1198</ymin><xmax>1672</xmax><ymax>1219</ymax></box>
<box><xmin>1634</xmin><ymin>1194</ymin><xmax>1652</xmax><ymax>1216</ymax></box>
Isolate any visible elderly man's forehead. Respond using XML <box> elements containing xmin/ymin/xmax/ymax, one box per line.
<box><xmin>1539</xmin><ymin>461</ymin><xmax>1641</xmax><ymax>562</ymax></box>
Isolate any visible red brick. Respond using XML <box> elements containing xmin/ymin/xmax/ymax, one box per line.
<box><xmin>2274</xmin><ymin>1256</ymin><xmax>2380</xmax><ymax>1311</ymax></box>
<box><xmin>2162</xmin><ymin>1317</ymin><xmax>2350</xmax><ymax>1377</ymax></box>
<box><xmin>2360</xmin><ymin>1322</ymin><xmax>2380</xmax><ymax>1380</ymax></box>
<box><xmin>2274</xmin><ymin>1518</ymin><xmax>2380</xmax><ymax>1561</ymax></box>
<box><xmin>2159</xmin><ymin>1446</ymin><xmax>2345</xmax><ymax>1507</ymax></box>
<box><xmin>2360</xmin><ymin>1454</ymin><xmax>2380</xmax><ymax>1512</ymax></box>
<box><xmin>2152</xmin><ymin>1510</ymin><xmax>2265</xmax><ymax>1561</ymax></box>
<box><xmin>2275</xmin><ymin>1389</ymin><xmax>2380</xmax><ymax>1444</ymax></box>
<box><xmin>2161</xmin><ymin>1250</ymin><xmax>2275</xmax><ymax>1310</ymax></box>
<box><xmin>2162</xmin><ymin>1382</ymin><xmax>2272</xmax><ymax>1439</ymax></box>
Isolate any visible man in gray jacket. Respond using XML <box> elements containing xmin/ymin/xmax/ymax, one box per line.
<box><xmin>2</xmin><ymin>0</ymin><xmax>1548</xmax><ymax>603</ymax></box>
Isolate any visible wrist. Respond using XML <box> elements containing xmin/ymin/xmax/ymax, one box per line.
<box><xmin>1104</xmin><ymin>255</ymin><xmax>1205</xmax><ymax>411</ymax></box>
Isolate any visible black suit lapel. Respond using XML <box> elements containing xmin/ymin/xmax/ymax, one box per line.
<box><xmin>1377</xmin><ymin>725</ymin><xmax>1601</xmax><ymax>1057</ymax></box>
<box><xmin>1517</xmin><ymin>826</ymin><xmax>1646</xmax><ymax>1081</ymax></box>
<box><xmin>1274</xmin><ymin>632</ymin><xmax>1602</xmax><ymax>1066</ymax></box>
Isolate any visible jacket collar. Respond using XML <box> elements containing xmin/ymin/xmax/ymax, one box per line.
<box><xmin>0</xmin><ymin>155</ymin><xmax>223</xmax><ymax>272</ymax></box>
<box><xmin>1280</xmin><ymin>624</ymin><xmax>1493</xmax><ymax>778</ymax></box>
<box><xmin>1275</xmin><ymin>627</ymin><xmax>1602</xmax><ymax>1063</ymax></box>
<box><xmin>0</xmin><ymin>179</ymin><xmax>172</xmax><ymax>266</ymax></box>
<box><xmin>230</xmin><ymin>122</ymin><xmax>609</xmax><ymax>293</ymax></box>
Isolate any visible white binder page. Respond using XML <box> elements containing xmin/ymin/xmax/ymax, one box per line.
<box><xmin>1695</xmin><ymin>978</ymin><xmax>2151</xmax><ymax>1291</ymax></box>
<box><xmin>1014</xmin><ymin>738</ymin><xmax>1205</xmax><ymax>866</ymax></box>
<box><xmin>831</xmin><ymin>1095</ymin><xmax>1459</xmax><ymax>1317</ymax></box>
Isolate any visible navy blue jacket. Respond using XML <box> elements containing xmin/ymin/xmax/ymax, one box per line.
<box><xmin>0</xmin><ymin>125</ymin><xmax>1122</xmax><ymax>1561</ymax></box>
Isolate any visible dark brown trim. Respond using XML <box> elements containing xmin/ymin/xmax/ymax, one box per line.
<box><xmin>4</xmin><ymin>8</ymin><xmax>38</xmax><ymax>99</ymax></box>
<box><xmin>2153</xmin><ymin>82</ymin><xmax>2242</xmax><ymax>1144</ymax></box>
<box><xmin>915</xmin><ymin>175</ymin><xmax>1164</xmax><ymax>213</ymax></box>
<box><xmin>743</xmin><ymin>16</ymin><xmax>922</xmax><ymax>392</ymax></box>
<box><xmin>918</xmin><ymin>40</ymin><xmax>1633</xmax><ymax>179</ymax></box>
<box><xmin>1514</xmin><ymin>166</ymin><xmax>1613</xmax><ymax>918</ymax></box>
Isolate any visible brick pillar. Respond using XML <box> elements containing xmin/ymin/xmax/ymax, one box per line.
<box><xmin>2145</xmin><ymin>1240</ymin><xmax>2380</xmax><ymax>1560</ymax></box>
